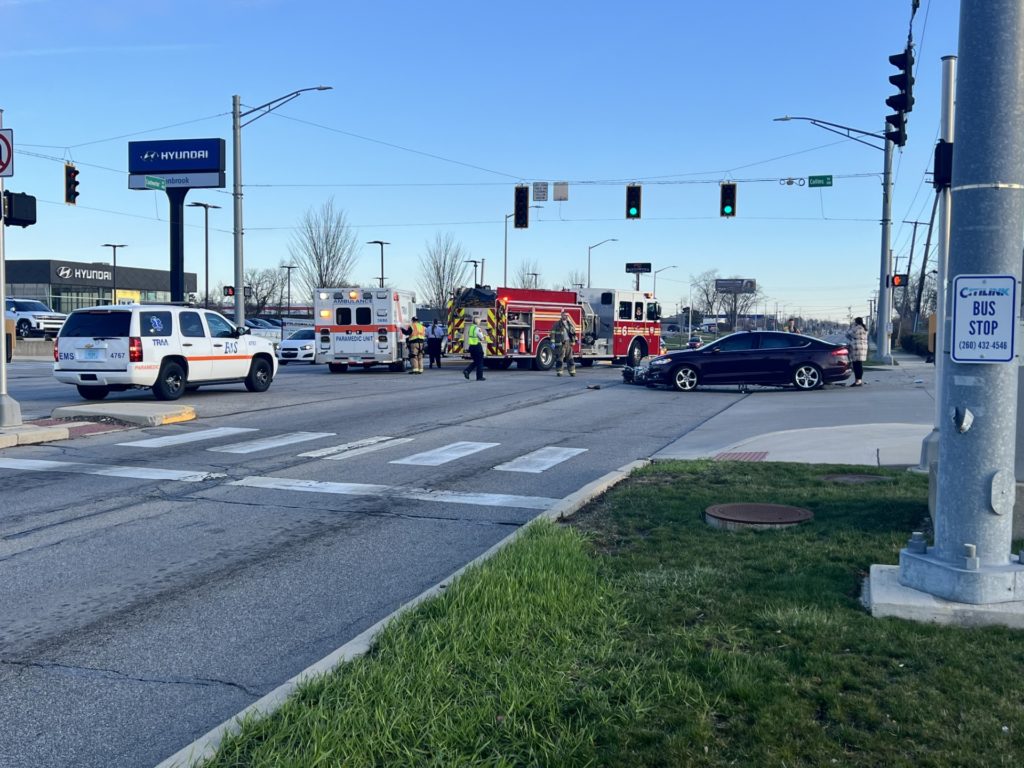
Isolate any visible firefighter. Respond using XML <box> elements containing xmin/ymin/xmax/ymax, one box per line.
<box><xmin>551</xmin><ymin>309</ymin><xmax>577</xmax><ymax>377</ymax></box>
<box><xmin>403</xmin><ymin>316</ymin><xmax>427</xmax><ymax>374</ymax></box>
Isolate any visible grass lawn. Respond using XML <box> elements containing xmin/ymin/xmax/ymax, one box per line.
<box><xmin>202</xmin><ymin>461</ymin><xmax>1024</xmax><ymax>767</ymax></box>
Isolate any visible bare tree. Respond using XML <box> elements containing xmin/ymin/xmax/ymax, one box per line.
<box><xmin>417</xmin><ymin>232</ymin><xmax>472</xmax><ymax>309</ymax></box>
<box><xmin>513</xmin><ymin>259</ymin><xmax>543</xmax><ymax>288</ymax></box>
<box><xmin>244</xmin><ymin>267</ymin><xmax>284</xmax><ymax>316</ymax></box>
<box><xmin>289</xmin><ymin>198</ymin><xmax>360</xmax><ymax>294</ymax></box>
<box><xmin>690</xmin><ymin>269</ymin><xmax>725</xmax><ymax>318</ymax></box>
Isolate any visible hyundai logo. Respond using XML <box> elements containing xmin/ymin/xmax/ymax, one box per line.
<box><xmin>141</xmin><ymin>151</ymin><xmax>159</xmax><ymax>161</ymax></box>
<box><xmin>56</xmin><ymin>266</ymin><xmax>72</xmax><ymax>279</ymax></box>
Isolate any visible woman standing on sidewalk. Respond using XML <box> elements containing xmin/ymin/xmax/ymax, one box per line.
<box><xmin>847</xmin><ymin>316</ymin><xmax>869</xmax><ymax>386</ymax></box>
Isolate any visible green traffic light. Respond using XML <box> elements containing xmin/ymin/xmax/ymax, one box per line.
<box><xmin>628</xmin><ymin>207</ymin><xmax>638</xmax><ymax>217</ymax></box>
<box><xmin>723</xmin><ymin>205</ymin><xmax>733</xmax><ymax>214</ymax></box>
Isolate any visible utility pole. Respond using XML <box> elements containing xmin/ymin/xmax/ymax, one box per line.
<box><xmin>898</xmin><ymin>2</ymin><xmax>1024</xmax><ymax>607</ymax></box>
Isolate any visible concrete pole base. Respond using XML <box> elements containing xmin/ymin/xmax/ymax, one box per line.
<box><xmin>0</xmin><ymin>394</ymin><xmax>22</xmax><ymax>427</ymax></box>
<box><xmin>899</xmin><ymin>548</ymin><xmax>1024</xmax><ymax>604</ymax></box>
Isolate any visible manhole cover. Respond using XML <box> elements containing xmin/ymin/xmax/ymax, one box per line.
<box><xmin>821</xmin><ymin>474</ymin><xmax>894</xmax><ymax>485</ymax></box>
<box><xmin>704</xmin><ymin>503</ymin><xmax>813</xmax><ymax>531</ymax></box>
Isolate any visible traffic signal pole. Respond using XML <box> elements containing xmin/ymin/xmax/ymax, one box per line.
<box><xmin>876</xmin><ymin>139</ymin><xmax>894</xmax><ymax>364</ymax></box>
<box><xmin>899</xmin><ymin>0</ymin><xmax>1024</xmax><ymax>605</ymax></box>
<box><xmin>0</xmin><ymin>107</ymin><xmax>23</xmax><ymax>428</ymax></box>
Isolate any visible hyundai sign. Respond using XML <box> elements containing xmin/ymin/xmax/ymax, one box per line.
<box><xmin>128</xmin><ymin>138</ymin><xmax>225</xmax><ymax>174</ymax></box>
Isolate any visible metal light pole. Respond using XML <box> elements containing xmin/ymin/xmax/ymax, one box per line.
<box><xmin>464</xmin><ymin>259</ymin><xmax>480</xmax><ymax>285</ymax></box>
<box><xmin>102</xmin><ymin>244</ymin><xmax>126</xmax><ymax>303</ymax></box>
<box><xmin>687</xmin><ymin>284</ymin><xmax>693</xmax><ymax>334</ymax></box>
<box><xmin>188</xmin><ymin>202</ymin><xmax>221</xmax><ymax>308</ymax></box>
<box><xmin>232</xmin><ymin>85</ymin><xmax>332</xmax><ymax>326</ymax></box>
<box><xmin>504</xmin><ymin>205</ymin><xmax>542</xmax><ymax>286</ymax></box>
<box><xmin>587</xmin><ymin>238</ymin><xmax>618</xmax><ymax>288</ymax></box>
<box><xmin>0</xmin><ymin>107</ymin><xmax>22</xmax><ymax>427</ymax></box>
<box><xmin>653</xmin><ymin>265</ymin><xmax>677</xmax><ymax>296</ymax></box>
<box><xmin>280</xmin><ymin>263</ymin><xmax>297</xmax><ymax>340</ymax></box>
<box><xmin>775</xmin><ymin>115</ymin><xmax>894</xmax><ymax>363</ymax></box>
<box><xmin>367</xmin><ymin>240</ymin><xmax>389</xmax><ymax>287</ymax></box>
<box><xmin>528</xmin><ymin>272</ymin><xmax>539</xmax><ymax>288</ymax></box>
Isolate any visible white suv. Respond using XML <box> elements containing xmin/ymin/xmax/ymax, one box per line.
<box><xmin>53</xmin><ymin>304</ymin><xmax>278</xmax><ymax>401</ymax></box>
<box><xmin>5</xmin><ymin>298</ymin><xmax>67</xmax><ymax>338</ymax></box>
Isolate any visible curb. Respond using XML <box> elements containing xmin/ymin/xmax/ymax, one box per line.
<box><xmin>50</xmin><ymin>404</ymin><xmax>195</xmax><ymax>427</ymax></box>
<box><xmin>154</xmin><ymin>459</ymin><xmax>649</xmax><ymax>768</ymax></box>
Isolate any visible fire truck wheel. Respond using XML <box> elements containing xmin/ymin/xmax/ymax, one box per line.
<box><xmin>533</xmin><ymin>340</ymin><xmax>555</xmax><ymax>371</ymax></box>
<box><xmin>627</xmin><ymin>340</ymin><xmax>647</xmax><ymax>368</ymax></box>
<box><xmin>328</xmin><ymin>363</ymin><xmax>349</xmax><ymax>373</ymax></box>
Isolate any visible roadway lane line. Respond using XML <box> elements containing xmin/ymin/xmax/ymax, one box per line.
<box><xmin>207</xmin><ymin>432</ymin><xmax>335</xmax><ymax>454</ymax></box>
<box><xmin>493</xmin><ymin>446</ymin><xmax>588</xmax><ymax>473</ymax></box>
<box><xmin>0</xmin><ymin>457</ymin><xmax>225</xmax><ymax>482</ymax></box>
<box><xmin>298</xmin><ymin>435</ymin><xmax>412</xmax><ymax>459</ymax></box>
<box><xmin>231</xmin><ymin>475</ymin><xmax>556</xmax><ymax>510</ymax></box>
<box><xmin>389</xmin><ymin>441</ymin><xmax>499</xmax><ymax>467</ymax></box>
<box><xmin>118</xmin><ymin>427</ymin><xmax>258</xmax><ymax>448</ymax></box>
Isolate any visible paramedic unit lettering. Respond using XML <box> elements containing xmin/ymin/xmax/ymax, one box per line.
<box><xmin>447</xmin><ymin>286</ymin><xmax>661</xmax><ymax>370</ymax></box>
<box><xmin>315</xmin><ymin>288</ymin><xmax>418</xmax><ymax>373</ymax></box>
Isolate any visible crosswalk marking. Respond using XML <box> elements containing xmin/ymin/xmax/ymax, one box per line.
<box><xmin>390</xmin><ymin>441</ymin><xmax>499</xmax><ymax>467</ymax></box>
<box><xmin>299</xmin><ymin>436</ymin><xmax>413</xmax><ymax>460</ymax></box>
<box><xmin>494</xmin><ymin>446</ymin><xmax>589</xmax><ymax>473</ymax></box>
<box><xmin>0</xmin><ymin>457</ymin><xmax>224</xmax><ymax>482</ymax></box>
<box><xmin>207</xmin><ymin>431</ymin><xmax>336</xmax><ymax>454</ymax></box>
<box><xmin>118</xmin><ymin>427</ymin><xmax>258</xmax><ymax>448</ymax></box>
<box><xmin>231</xmin><ymin>476</ymin><xmax>556</xmax><ymax>510</ymax></box>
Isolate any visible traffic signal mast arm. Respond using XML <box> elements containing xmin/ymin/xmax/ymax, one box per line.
<box><xmin>773</xmin><ymin>116</ymin><xmax>886</xmax><ymax>150</ymax></box>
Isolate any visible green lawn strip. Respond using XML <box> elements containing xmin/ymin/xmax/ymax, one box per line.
<box><xmin>203</xmin><ymin>461</ymin><xmax>1024</xmax><ymax>767</ymax></box>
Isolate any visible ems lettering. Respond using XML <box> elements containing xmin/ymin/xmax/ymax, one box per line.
<box><xmin>225</xmin><ymin>341</ymin><xmax>238</xmax><ymax>354</ymax></box>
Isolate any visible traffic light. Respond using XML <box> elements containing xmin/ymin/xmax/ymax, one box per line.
<box><xmin>719</xmin><ymin>182</ymin><xmax>737</xmax><ymax>217</ymax></box>
<box><xmin>3</xmin><ymin>190</ymin><xmax>37</xmax><ymax>227</ymax></box>
<box><xmin>513</xmin><ymin>185</ymin><xmax>529</xmax><ymax>229</ymax></box>
<box><xmin>624</xmin><ymin>184</ymin><xmax>642</xmax><ymax>219</ymax></box>
<box><xmin>890</xmin><ymin>274</ymin><xmax>909</xmax><ymax>288</ymax></box>
<box><xmin>63</xmin><ymin>163</ymin><xmax>80</xmax><ymax>205</ymax></box>
<box><xmin>223</xmin><ymin>286</ymin><xmax>236</xmax><ymax>297</ymax></box>
<box><xmin>885</xmin><ymin>47</ymin><xmax>914</xmax><ymax>147</ymax></box>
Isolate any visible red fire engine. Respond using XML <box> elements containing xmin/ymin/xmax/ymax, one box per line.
<box><xmin>447</xmin><ymin>286</ymin><xmax>662</xmax><ymax>370</ymax></box>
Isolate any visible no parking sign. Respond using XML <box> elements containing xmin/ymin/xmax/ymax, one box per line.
<box><xmin>0</xmin><ymin>129</ymin><xmax>12</xmax><ymax>177</ymax></box>
<box><xmin>951</xmin><ymin>274</ymin><xmax>1017</xmax><ymax>363</ymax></box>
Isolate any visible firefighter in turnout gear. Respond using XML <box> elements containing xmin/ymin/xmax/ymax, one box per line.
<box><xmin>551</xmin><ymin>309</ymin><xmax>577</xmax><ymax>377</ymax></box>
<box><xmin>404</xmin><ymin>317</ymin><xmax>427</xmax><ymax>373</ymax></box>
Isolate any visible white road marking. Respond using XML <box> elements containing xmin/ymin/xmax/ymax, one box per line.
<box><xmin>118</xmin><ymin>427</ymin><xmax>258</xmax><ymax>448</ymax></box>
<box><xmin>207</xmin><ymin>432</ymin><xmax>335</xmax><ymax>454</ymax></box>
<box><xmin>0</xmin><ymin>458</ymin><xmax>224</xmax><ymax>482</ymax></box>
<box><xmin>299</xmin><ymin>435</ymin><xmax>412</xmax><ymax>459</ymax></box>
<box><xmin>494</xmin><ymin>446</ymin><xmax>589</xmax><ymax>473</ymax></box>
<box><xmin>389</xmin><ymin>441</ymin><xmax>499</xmax><ymax>467</ymax></box>
<box><xmin>231</xmin><ymin>476</ymin><xmax>556</xmax><ymax>510</ymax></box>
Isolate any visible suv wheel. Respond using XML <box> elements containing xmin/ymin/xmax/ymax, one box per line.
<box><xmin>76</xmin><ymin>385</ymin><xmax>110</xmax><ymax>400</ymax></box>
<box><xmin>16</xmin><ymin>319</ymin><xmax>31</xmax><ymax>337</ymax></box>
<box><xmin>245</xmin><ymin>357</ymin><xmax>273</xmax><ymax>392</ymax></box>
<box><xmin>152</xmin><ymin>361</ymin><xmax>186</xmax><ymax>401</ymax></box>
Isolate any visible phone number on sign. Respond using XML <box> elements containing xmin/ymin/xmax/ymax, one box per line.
<box><xmin>957</xmin><ymin>340</ymin><xmax>1009</xmax><ymax>351</ymax></box>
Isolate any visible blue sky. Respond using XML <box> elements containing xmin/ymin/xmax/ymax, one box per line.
<box><xmin>2</xmin><ymin>0</ymin><xmax>959</xmax><ymax>320</ymax></box>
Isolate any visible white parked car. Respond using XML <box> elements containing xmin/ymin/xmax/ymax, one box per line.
<box><xmin>277</xmin><ymin>328</ymin><xmax>317</xmax><ymax>364</ymax></box>
<box><xmin>53</xmin><ymin>304</ymin><xmax>278</xmax><ymax>401</ymax></box>
<box><xmin>5</xmin><ymin>297</ymin><xmax>67</xmax><ymax>338</ymax></box>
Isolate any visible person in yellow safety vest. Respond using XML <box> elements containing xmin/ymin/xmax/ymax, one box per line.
<box><xmin>403</xmin><ymin>317</ymin><xmax>427</xmax><ymax>374</ymax></box>
<box><xmin>462</xmin><ymin>319</ymin><xmax>488</xmax><ymax>381</ymax></box>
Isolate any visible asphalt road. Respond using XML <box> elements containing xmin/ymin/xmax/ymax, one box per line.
<box><xmin>0</xmin><ymin>358</ymin><xmax>757</xmax><ymax>768</ymax></box>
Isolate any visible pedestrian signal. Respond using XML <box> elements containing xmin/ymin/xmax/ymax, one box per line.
<box><xmin>223</xmin><ymin>286</ymin><xmax>236</xmax><ymax>296</ymax></box>
<box><xmin>891</xmin><ymin>274</ymin><xmax>909</xmax><ymax>288</ymax></box>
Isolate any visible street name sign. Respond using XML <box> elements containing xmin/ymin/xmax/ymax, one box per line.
<box><xmin>808</xmin><ymin>175</ymin><xmax>833</xmax><ymax>187</ymax></box>
<box><xmin>951</xmin><ymin>274</ymin><xmax>1016</xmax><ymax>363</ymax></box>
<box><xmin>144</xmin><ymin>175</ymin><xmax>167</xmax><ymax>190</ymax></box>
<box><xmin>625</xmin><ymin>262</ymin><xmax>652</xmax><ymax>274</ymax></box>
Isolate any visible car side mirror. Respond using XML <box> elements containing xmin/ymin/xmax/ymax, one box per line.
<box><xmin>235</xmin><ymin>326</ymin><xmax>250</xmax><ymax>337</ymax></box>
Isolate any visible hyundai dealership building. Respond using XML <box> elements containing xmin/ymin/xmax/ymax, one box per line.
<box><xmin>4</xmin><ymin>259</ymin><xmax>197</xmax><ymax>313</ymax></box>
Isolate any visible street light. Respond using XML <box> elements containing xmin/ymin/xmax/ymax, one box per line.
<box><xmin>280</xmin><ymin>264</ymin><xmax>297</xmax><ymax>340</ymax></box>
<box><xmin>774</xmin><ymin>114</ymin><xmax>893</xmax><ymax>363</ymax></box>
<box><xmin>528</xmin><ymin>272</ymin><xmax>539</xmax><ymax>288</ymax></box>
<box><xmin>504</xmin><ymin>205</ymin><xmax>542</xmax><ymax>286</ymax></box>
<box><xmin>464</xmin><ymin>259</ymin><xmax>480</xmax><ymax>285</ymax></box>
<box><xmin>188</xmin><ymin>202</ymin><xmax>221</xmax><ymax>307</ymax></box>
<box><xmin>587</xmin><ymin>238</ymin><xmax>618</xmax><ymax>288</ymax></box>
<box><xmin>367</xmin><ymin>240</ymin><xmax>390</xmax><ymax>288</ymax></box>
<box><xmin>653</xmin><ymin>265</ymin><xmax>676</xmax><ymax>296</ymax></box>
<box><xmin>102</xmin><ymin>244</ymin><xmax>126</xmax><ymax>303</ymax></box>
<box><xmin>232</xmin><ymin>85</ymin><xmax>332</xmax><ymax>325</ymax></box>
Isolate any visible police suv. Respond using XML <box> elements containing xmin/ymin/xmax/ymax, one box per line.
<box><xmin>53</xmin><ymin>304</ymin><xmax>278</xmax><ymax>401</ymax></box>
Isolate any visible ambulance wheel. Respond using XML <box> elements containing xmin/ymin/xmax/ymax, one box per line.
<box><xmin>534</xmin><ymin>340</ymin><xmax>555</xmax><ymax>371</ymax></box>
<box><xmin>76</xmin><ymin>385</ymin><xmax>110</xmax><ymax>400</ymax></box>
<box><xmin>152</xmin><ymin>361</ymin><xmax>186</xmax><ymax>401</ymax></box>
<box><xmin>328</xmin><ymin>363</ymin><xmax>348</xmax><ymax>373</ymax></box>
<box><xmin>245</xmin><ymin>358</ymin><xmax>273</xmax><ymax>392</ymax></box>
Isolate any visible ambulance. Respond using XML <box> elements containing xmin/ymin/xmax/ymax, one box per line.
<box><xmin>314</xmin><ymin>287</ymin><xmax>418</xmax><ymax>373</ymax></box>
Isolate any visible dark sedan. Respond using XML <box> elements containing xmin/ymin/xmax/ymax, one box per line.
<box><xmin>625</xmin><ymin>330</ymin><xmax>851</xmax><ymax>391</ymax></box>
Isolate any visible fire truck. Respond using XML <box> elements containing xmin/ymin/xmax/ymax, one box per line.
<box><xmin>446</xmin><ymin>286</ymin><xmax>662</xmax><ymax>370</ymax></box>
<box><xmin>314</xmin><ymin>287</ymin><xmax>418</xmax><ymax>372</ymax></box>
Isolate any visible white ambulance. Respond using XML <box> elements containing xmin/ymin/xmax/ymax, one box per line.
<box><xmin>314</xmin><ymin>287</ymin><xmax>417</xmax><ymax>373</ymax></box>
<box><xmin>53</xmin><ymin>303</ymin><xmax>278</xmax><ymax>400</ymax></box>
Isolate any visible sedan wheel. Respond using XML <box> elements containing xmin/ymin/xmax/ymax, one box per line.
<box><xmin>671</xmin><ymin>365</ymin><xmax>699</xmax><ymax>392</ymax></box>
<box><xmin>792</xmin><ymin>364</ymin><xmax>822</xmax><ymax>390</ymax></box>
